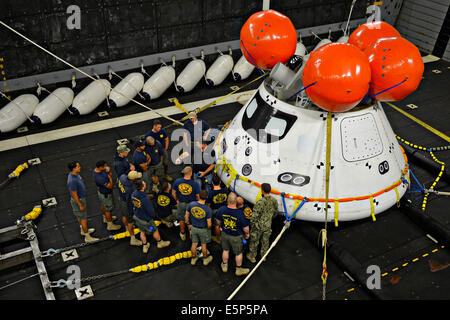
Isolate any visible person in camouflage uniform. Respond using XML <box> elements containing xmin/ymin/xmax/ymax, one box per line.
<box><xmin>246</xmin><ymin>183</ymin><xmax>279</xmax><ymax>263</ymax></box>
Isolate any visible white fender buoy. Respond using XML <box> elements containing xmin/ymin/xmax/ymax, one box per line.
<box><xmin>313</xmin><ymin>38</ymin><xmax>332</xmax><ymax>51</ymax></box>
<box><xmin>0</xmin><ymin>94</ymin><xmax>38</xmax><ymax>133</ymax></box>
<box><xmin>232</xmin><ymin>55</ymin><xmax>255</xmax><ymax>81</ymax></box>
<box><xmin>295</xmin><ymin>41</ymin><xmax>307</xmax><ymax>57</ymax></box>
<box><xmin>108</xmin><ymin>72</ymin><xmax>144</xmax><ymax>107</ymax></box>
<box><xmin>31</xmin><ymin>88</ymin><xmax>74</xmax><ymax>125</ymax></box>
<box><xmin>142</xmin><ymin>65</ymin><xmax>176</xmax><ymax>101</ymax></box>
<box><xmin>337</xmin><ymin>35</ymin><xmax>349</xmax><ymax>43</ymax></box>
<box><xmin>70</xmin><ymin>79</ymin><xmax>111</xmax><ymax>115</ymax></box>
<box><xmin>176</xmin><ymin>58</ymin><xmax>206</xmax><ymax>93</ymax></box>
<box><xmin>205</xmin><ymin>53</ymin><xmax>234</xmax><ymax>86</ymax></box>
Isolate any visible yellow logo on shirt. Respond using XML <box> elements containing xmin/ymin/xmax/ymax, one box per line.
<box><xmin>157</xmin><ymin>195</ymin><xmax>171</xmax><ymax>207</ymax></box>
<box><xmin>118</xmin><ymin>181</ymin><xmax>126</xmax><ymax>194</ymax></box>
<box><xmin>179</xmin><ymin>183</ymin><xmax>192</xmax><ymax>196</ymax></box>
<box><xmin>223</xmin><ymin>215</ymin><xmax>237</xmax><ymax>231</ymax></box>
<box><xmin>243</xmin><ymin>207</ymin><xmax>252</xmax><ymax>220</ymax></box>
<box><xmin>191</xmin><ymin>206</ymin><xmax>206</xmax><ymax>219</ymax></box>
<box><xmin>213</xmin><ymin>193</ymin><xmax>227</xmax><ymax>204</ymax></box>
<box><xmin>160</xmin><ymin>134</ymin><xmax>164</xmax><ymax>138</ymax></box>
<box><xmin>132</xmin><ymin>197</ymin><xmax>142</xmax><ymax>208</ymax></box>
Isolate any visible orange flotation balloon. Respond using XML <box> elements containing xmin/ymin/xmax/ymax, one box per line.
<box><xmin>364</xmin><ymin>36</ymin><xmax>424</xmax><ymax>101</ymax></box>
<box><xmin>240</xmin><ymin>10</ymin><xmax>297</xmax><ymax>70</ymax></box>
<box><xmin>302</xmin><ymin>43</ymin><xmax>371</xmax><ymax>112</ymax></box>
<box><xmin>348</xmin><ymin>21</ymin><xmax>401</xmax><ymax>51</ymax></box>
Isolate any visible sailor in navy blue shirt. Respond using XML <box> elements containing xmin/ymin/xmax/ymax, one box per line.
<box><xmin>185</xmin><ymin>190</ymin><xmax>213</xmax><ymax>266</ymax></box>
<box><xmin>156</xmin><ymin>181</ymin><xmax>177</xmax><ymax>227</ymax></box>
<box><xmin>144</xmin><ymin>119</ymin><xmax>172</xmax><ymax>182</ymax></box>
<box><xmin>93</xmin><ymin>160</ymin><xmax>121</xmax><ymax>231</ymax></box>
<box><xmin>207</xmin><ymin>175</ymin><xmax>229</xmax><ymax>244</ymax></box>
<box><xmin>237</xmin><ymin>196</ymin><xmax>253</xmax><ymax>226</ymax></box>
<box><xmin>183</xmin><ymin>112</ymin><xmax>211</xmax><ymax>147</ymax></box>
<box><xmin>114</xmin><ymin>144</ymin><xmax>135</xmax><ymax>179</ymax></box>
<box><xmin>145</xmin><ymin>136</ymin><xmax>165</xmax><ymax>193</ymax></box>
<box><xmin>118</xmin><ymin>170</ymin><xmax>143</xmax><ymax>246</ymax></box>
<box><xmin>172</xmin><ymin>166</ymin><xmax>200</xmax><ymax>241</ymax></box>
<box><xmin>131</xmin><ymin>180</ymin><xmax>170</xmax><ymax>253</ymax></box>
<box><xmin>67</xmin><ymin>161</ymin><xmax>98</xmax><ymax>242</ymax></box>
<box><xmin>133</xmin><ymin>139</ymin><xmax>151</xmax><ymax>192</ymax></box>
<box><xmin>215</xmin><ymin>192</ymin><xmax>250</xmax><ymax>276</ymax></box>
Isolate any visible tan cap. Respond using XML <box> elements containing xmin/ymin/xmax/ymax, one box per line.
<box><xmin>117</xmin><ymin>145</ymin><xmax>130</xmax><ymax>153</ymax></box>
<box><xmin>188</xmin><ymin>111</ymin><xmax>196</xmax><ymax>119</ymax></box>
<box><xmin>127</xmin><ymin>170</ymin><xmax>142</xmax><ymax>180</ymax></box>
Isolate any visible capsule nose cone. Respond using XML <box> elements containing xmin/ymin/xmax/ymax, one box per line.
<box><xmin>68</xmin><ymin>106</ymin><xmax>80</xmax><ymax>116</ymax></box>
<box><xmin>141</xmin><ymin>91</ymin><xmax>150</xmax><ymax>101</ymax></box>
<box><xmin>30</xmin><ymin>115</ymin><xmax>42</xmax><ymax>125</ymax></box>
<box><xmin>233</xmin><ymin>73</ymin><xmax>241</xmax><ymax>81</ymax></box>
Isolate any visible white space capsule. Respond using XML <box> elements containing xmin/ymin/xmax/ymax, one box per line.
<box><xmin>232</xmin><ymin>55</ymin><xmax>255</xmax><ymax>81</ymax></box>
<box><xmin>205</xmin><ymin>52</ymin><xmax>234</xmax><ymax>86</ymax></box>
<box><xmin>108</xmin><ymin>72</ymin><xmax>144</xmax><ymax>107</ymax></box>
<box><xmin>69</xmin><ymin>79</ymin><xmax>111</xmax><ymax>115</ymax></box>
<box><xmin>31</xmin><ymin>88</ymin><xmax>74</xmax><ymax>125</ymax></box>
<box><xmin>142</xmin><ymin>65</ymin><xmax>176</xmax><ymax>101</ymax></box>
<box><xmin>175</xmin><ymin>56</ymin><xmax>206</xmax><ymax>93</ymax></box>
<box><xmin>0</xmin><ymin>94</ymin><xmax>38</xmax><ymax>133</ymax></box>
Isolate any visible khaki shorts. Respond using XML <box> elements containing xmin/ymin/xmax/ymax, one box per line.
<box><xmin>118</xmin><ymin>199</ymin><xmax>133</xmax><ymax>221</ymax></box>
<box><xmin>221</xmin><ymin>232</ymin><xmax>243</xmax><ymax>255</ymax></box>
<box><xmin>148</xmin><ymin>161</ymin><xmax>164</xmax><ymax>180</ymax></box>
<box><xmin>134</xmin><ymin>216</ymin><xmax>158</xmax><ymax>235</ymax></box>
<box><xmin>70</xmin><ymin>197</ymin><xmax>87</xmax><ymax>220</ymax></box>
<box><xmin>190</xmin><ymin>226</ymin><xmax>211</xmax><ymax>244</ymax></box>
<box><xmin>97</xmin><ymin>191</ymin><xmax>115</xmax><ymax>212</ymax></box>
<box><xmin>175</xmin><ymin>202</ymin><xmax>189</xmax><ymax>221</ymax></box>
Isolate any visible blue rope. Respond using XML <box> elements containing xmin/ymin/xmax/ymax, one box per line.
<box><xmin>240</xmin><ymin>40</ymin><xmax>274</xmax><ymax>94</ymax></box>
<box><xmin>361</xmin><ymin>78</ymin><xmax>408</xmax><ymax>102</ymax></box>
<box><xmin>286</xmin><ymin>81</ymin><xmax>318</xmax><ymax>101</ymax></box>
<box><xmin>281</xmin><ymin>192</ymin><xmax>307</xmax><ymax>221</ymax></box>
<box><xmin>233</xmin><ymin>174</ymin><xmax>239</xmax><ymax>193</ymax></box>
<box><xmin>409</xmin><ymin>169</ymin><xmax>424</xmax><ymax>192</ymax></box>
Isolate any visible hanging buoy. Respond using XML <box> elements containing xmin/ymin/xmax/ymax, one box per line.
<box><xmin>31</xmin><ymin>87</ymin><xmax>74</xmax><ymax>124</ymax></box>
<box><xmin>175</xmin><ymin>56</ymin><xmax>206</xmax><ymax>93</ymax></box>
<box><xmin>142</xmin><ymin>64</ymin><xmax>176</xmax><ymax>100</ymax></box>
<box><xmin>205</xmin><ymin>52</ymin><xmax>234</xmax><ymax>86</ymax></box>
<box><xmin>108</xmin><ymin>72</ymin><xmax>144</xmax><ymax>107</ymax></box>
<box><xmin>69</xmin><ymin>79</ymin><xmax>111</xmax><ymax>115</ymax></box>
<box><xmin>0</xmin><ymin>94</ymin><xmax>39</xmax><ymax>133</ymax></box>
<box><xmin>232</xmin><ymin>55</ymin><xmax>255</xmax><ymax>81</ymax></box>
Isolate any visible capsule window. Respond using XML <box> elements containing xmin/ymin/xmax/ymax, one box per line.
<box><xmin>242</xmin><ymin>92</ymin><xmax>297</xmax><ymax>143</ymax></box>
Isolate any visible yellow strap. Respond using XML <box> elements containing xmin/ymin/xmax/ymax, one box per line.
<box><xmin>255</xmin><ymin>189</ymin><xmax>262</xmax><ymax>202</ymax></box>
<box><xmin>370</xmin><ymin>196</ymin><xmax>376</xmax><ymax>221</ymax></box>
<box><xmin>334</xmin><ymin>201</ymin><xmax>339</xmax><ymax>227</ymax></box>
<box><xmin>173</xmin><ymin>98</ymin><xmax>189</xmax><ymax>114</ymax></box>
<box><xmin>394</xmin><ymin>187</ymin><xmax>400</xmax><ymax>208</ymax></box>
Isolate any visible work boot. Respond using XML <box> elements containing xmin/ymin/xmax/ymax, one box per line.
<box><xmin>179</xmin><ymin>232</ymin><xmax>186</xmax><ymax>241</ymax></box>
<box><xmin>80</xmin><ymin>227</ymin><xmax>95</xmax><ymax>236</ymax></box>
<box><xmin>157</xmin><ymin>239</ymin><xmax>171</xmax><ymax>249</ymax></box>
<box><xmin>235</xmin><ymin>266</ymin><xmax>250</xmax><ymax>276</ymax></box>
<box><xmin>142</xmin><ymin>242</ymin><xmax>150</xmax><ymax>253</ymax></box>
<box><xmin>103</xmin><ymin>215</ymin><xmax>117</xmax><ymax>223</ymax></box>
<box><xmin>164</xmin><ymin>173</ymin><xmax>173</xmax><ymax>182</ymax></box>
<box><xmin>107</xmin><ymin>221</ymin><xmax>121</xmax><ymax>231</ymax></box>
<box><xmin>221</xmin><ymin>262</ymin><xmax>228</xmax><ymax>273</ymax></box>
<box><xmin>129</xmin><ymin>237</ymin><xmax>142</xmax><ymax>246</ymax></box>
<box><xmin>211</xmin><ymin>236</ymin><xmax>221</xmax><ymax>244</ymax></box>
<box><xmin>203</xmin><ymin>255</ymin><xmax>213</xmax><ymax>266</ymax></box>
<box><xmin>191</xmin><ymin>256</ymin><xmax>199</xmax><ymax>266</ymax></box>
<box><xmin>84</xmin><ymin>234</ymin><xmax>99</xmax><ymax>243</ymax></box>
<box><xmin>246</xmin><ymin>253</ymin><xmax>256</xmax><ymax>263</ymax></box>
